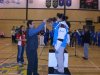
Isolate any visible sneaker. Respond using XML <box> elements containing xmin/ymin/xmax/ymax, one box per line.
<box><xmin>54</xmin><ymin>66</ymin><xmax>58</xmax><ymax>70</ymax></box>
<box><xmin>82</xmin><ymin>57</ymin><xmax>88</xmax><ymax>60</ymax></box>
<box><xmin>18</xmin><ymin>62</ymin><xmax>22</xmax><ymax>66</ymax></box>
<box><xmin>54</xmin><ymin>69</ymin><xmax>64</xmax><ymax>74</ymax></box>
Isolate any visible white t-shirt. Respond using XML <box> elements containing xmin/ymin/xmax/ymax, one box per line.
<box><xmin>57</xmin><ymin>27</ymin><xmax>66</xmax><ymax>39</ymax></box>
<box><xmin>18</xmin><ymin>36</ymin><xmax>21</xmax><ymax>46</ymax></box>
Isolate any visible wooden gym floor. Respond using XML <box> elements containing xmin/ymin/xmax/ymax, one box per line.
<box><xmin>0</xmin><ymin>38</ymin><xmax>100</xmax><ymax>75</ymax></box>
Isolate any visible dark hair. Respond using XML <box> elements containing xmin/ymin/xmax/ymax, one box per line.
<box><xmin>47</xmin><ymin>18</ymin><xmax>53</xmax><ymax>23</ymax></box>
<box><xmin>57</xmin><ymin>13</ymin><xmax>62</xmax><ymax>19</ymax></box>
<box><xmin>66</xmin><ymin>16</ymin><xmax>68</xmax><ymax>20</ymax></box>
<box><xmin>60</xmin><ymin>24</ymin><xmax>66</xmax><ymax>28</ymax></box>
<box><xmin>52</xmin><ymin>17</ymin><xmax>57</xmax><ymax>22</ymax></box>
<box><xmin>27</xmin><ymin>20</ymin><xmax>33</xmax><ymax>28</ymax></box>
<box><xmin>47</xmin><ymin>17</ymin><xmax>57</xmax><ymax>23</ymax></box>
<box><xmin>19</xmin><ymin>25</ymin><xmax>24</xmax><ymax>35</ymax></box>
<box><xmin>61</xmin><ymin>14</ymin><xmax>66</xmax><ymax>21</ymax></box>
<box><xmin>57</xmin><ymin>13</ymin><xmax>66</xmax><ymax>21</ymax></box>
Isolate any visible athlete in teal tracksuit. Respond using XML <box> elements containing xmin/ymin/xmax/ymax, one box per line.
<box><xmin>53</xmin><ymin>20</ymin><xmax>69</xmax><ymax>74</ymax></box>
<box><xmin>52</xmin><ymin>13</ymin><xmax>69</xmax><ymax>74</ymax></box>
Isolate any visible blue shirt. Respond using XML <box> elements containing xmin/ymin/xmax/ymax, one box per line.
<box><xmin>28</xmin><ymin>22</ymin><xmax>45</xmax><ymax>36</ymax></box>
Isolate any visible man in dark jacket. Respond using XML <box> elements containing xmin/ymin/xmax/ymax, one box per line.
<box><xmin>26</xmin><ymin>20</ymin><xmax>46</xmax><ymax>75</ymax></box>
<box><xmin>83</xmin><ymin>27</ymin><xmax>90</xmax><ymax>60</ymax></box>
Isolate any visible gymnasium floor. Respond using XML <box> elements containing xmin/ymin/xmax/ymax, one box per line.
<box><xmin>0</xmin><ymin>38</ymin><xmax>100</xmax><ymax>75</ymax></box>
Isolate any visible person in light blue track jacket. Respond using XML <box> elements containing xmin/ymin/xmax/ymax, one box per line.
<box><xmin>52</xmin><ymin>13</ymin><xmax>70</xmax><ymax>74</ymax></box>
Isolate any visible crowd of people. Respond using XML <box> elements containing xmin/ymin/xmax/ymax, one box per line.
<box><xmin>11</xmin><ymin>25</ymin><xmax>100</xmax><ymax>48</ymax></box>
<box><xmin>11</xmin><ymin>26</ymin><xmax>21</xmax><ymax>43</ymax></box>
<box><xmin>69</xmin><ymin>29</ymin><xmax>100</xmax><ymax>47</ymax></box>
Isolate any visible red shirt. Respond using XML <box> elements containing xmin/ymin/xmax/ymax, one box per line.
<box><xmin>16</xmin><ymin>32</ymin><xmax>26</xmax><ymax>46</ymax></box>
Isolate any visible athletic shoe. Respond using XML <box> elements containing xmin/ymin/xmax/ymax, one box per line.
<box><xmin>82</xmin><ymin>57</ymin><xmax>88</xmax><ymax>60</ymax></box>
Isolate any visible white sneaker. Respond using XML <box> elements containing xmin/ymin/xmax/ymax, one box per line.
<box><xmin>18</xmin><ymin>62</ymin><xmax>22</xmax><ymax>66</ymax></box>
<box><xmin>54</xmin><ymin>66</ymin><xmax>58</xmax><ymax>69</ymax></box>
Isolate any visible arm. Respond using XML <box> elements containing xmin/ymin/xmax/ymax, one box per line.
<box><xmin>29</xmin><ymin>22</ymin><xmax>45</xmax><ymax>36</ymax></box>
<box><xmin>53</xmin><ymin>27</ymin><xmax>58</xmax><ymax>46</ymax></box>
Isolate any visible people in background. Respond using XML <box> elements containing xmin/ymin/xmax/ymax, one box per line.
<box><xmin>49</xmin><ymin>30</ymin><xmax>54</xmax><ymax>46</ymax></box>
<box><xmin>11</xmin><ymin>26</ymin><xmax>16</xmax><ymax>43</ymax></box>
<box><xmin>66</xmin><ymin>16</ymin><xmax>71</xmax><ymax>29</ymax></box>
<box><xmin>92</xmin><ymin>31</ymin><xmax>97</xmax><ymax>45</ymax></box>
<box><xmin>70</xmin><ymin>30</ymin><xmax>77</xmax><ymax>47</ymax></box>
<box><xmin>44</xmin><ymin>28</ymin><xmax>49</xmax><ymax>46</ymax></box>
<box><xmin>39</xmin><ymin>29</ymin><xmax>45</xmax><ymax>46</ymax></box>
<box><xmin>97</xmin><ymin>29</ymin><xmax>100</xmax><ymax>47</ymax></box>
<box><xmin>82</xmin><ymin>27</ymin><xmax>90</xmax><ymax>60</ymax></box>
<box><xmin>15</xmin><ymin>26</ymin><xmax>20</xmax><ymax>43</ymax></box>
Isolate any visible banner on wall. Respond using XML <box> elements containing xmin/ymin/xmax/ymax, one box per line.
<box><xmin>66</xmin><ymin>0</ymin><xmax>72</xmax><ymax>7</ymax></box>
<box><xmin>58</xmin><ymin>0</ymin><xmax>72</xmax><ymax>7</ymax></box>
<box><xmin>0</xmin><ymin>0</ymin><xmax>100</xmax><ymax>10</ymax></box>
<box><xmin>0</xmin><ymin>0</ymin><xmax>21</xmax><ymax>4</ymax></box>
<box><xmin>46</xmin><ymin>0</ymin><xmax>51</xmax><ymax>8</ymax></box>
<box><xmin>49</xmin><ymin>0</ymin><xmax>72</xmax><ymax>8</ymax></box>
<box><xmin>59</xmin><ymin>0</ymin><xmax>64</xmax><ymax>6</ymax></box>
<box><xmin>52</xmin><ymin>0</ymin><xmax>58</xmax><ymax>8</ymax></box>
<box><xmin>0</xmin><ymin>0</ymin><xmax>26</xmax><ymax>8</ymax></box>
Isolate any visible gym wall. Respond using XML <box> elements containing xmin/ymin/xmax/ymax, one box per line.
<box><xmin>0</xmin><ymin>9</ymin><xmax>100</xmax><ymax>37</ymax></box>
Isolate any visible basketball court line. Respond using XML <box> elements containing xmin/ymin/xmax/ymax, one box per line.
<box><xmin>69</xmin><ymin>68</ymin><xmax>100</xmax><ymax>71</ymax></box>
<box><xmin>0</xmin><ymin>44</ymin><xmax>13</xmax><ymax>65</ymax></box>
<box><xmin>0</xmin><ymin>53</ymin><xmax>17</xmax><ymax>65</ymax></box>
<box><xmin>39</xmin><ymin>45</ymin><xmax>45</xmax><ymax>56</ymax></box>
<box><xmin>0</xmin><ymin>39</ymin><xmax>100</xmax><ymax>75</ymax></box>
<box><xmin>69</xmin><ymin>65</ymin><xmax>100</xmax><ymax>68</ymax></box>
<box><xmin>74</xmin><ymin>47</ymin><xmax>100</xmax><ymax>71</ymax></box>
<box><xmin>0</xmin><ymin>40</ymin><xmax>10</xmax><ymax>45</ymax></box>
<box><xmin>89</xmin><ymin>60</ymin><xmax>100</xmax><ymax>71</ymax></box>
<box><xmin>0</xmin><ymin>44</ymin><xmax>11</xmax><ymax>50</ymax></box>
<box><xmin>0</xmin><ymin>44</ymin><xmax>46</xmax><ymax>65</ymax></box>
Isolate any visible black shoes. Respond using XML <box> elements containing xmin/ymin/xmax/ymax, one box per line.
<box><xmin>82</xmin><ymin>57</ymin><xmax>88</xmax><ymax>60</ymax></box>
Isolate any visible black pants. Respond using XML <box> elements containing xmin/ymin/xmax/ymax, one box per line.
<box><xmin>12</xmin><ymin>35</ymin><xmax>16</xmax><ymax>43</ymax></box>
<box><xmin>26</xmin><ymin>48</ymin><xmax>38</xmax><ymax>75</ymax></box>
<box><xmin>50</xmin><ymin>37</ymin><xmax>53</xmax><ymax>46</ymax></box>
